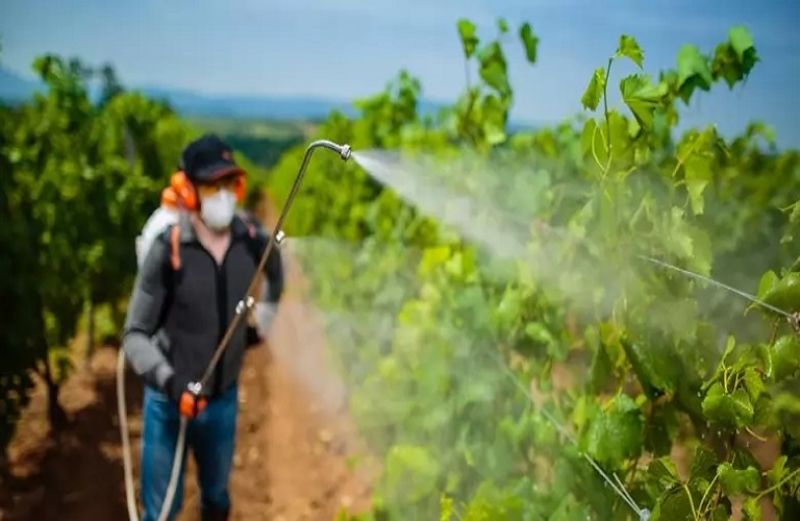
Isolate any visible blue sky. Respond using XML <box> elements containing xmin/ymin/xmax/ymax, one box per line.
<box><xmin>1</xmin><ymin>0</ymin><xmax>799</xmax><ymax>146</ymax></box>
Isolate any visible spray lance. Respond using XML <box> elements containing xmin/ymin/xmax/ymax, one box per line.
<box><xmin>117</xmin><ymin>139</ymin><xmax>352</xmax><ymax>521</ymax></box>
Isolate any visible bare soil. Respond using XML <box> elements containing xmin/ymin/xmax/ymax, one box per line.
<box><xmin>0</xmin><ymin>256</ymin><xmax>374</xmax><ymax>520</ymax></box>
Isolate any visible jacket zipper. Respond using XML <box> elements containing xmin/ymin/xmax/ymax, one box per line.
<box><xmin>196</xmin><ymin>240</ymin><xmax>235</xmax><ymax>397</ymax></box>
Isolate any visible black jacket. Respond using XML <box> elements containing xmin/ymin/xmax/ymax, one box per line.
<box><xmin>122</xmin><ymin>213</ymin><xmax>283</xmax><ymax>397</ymax></box>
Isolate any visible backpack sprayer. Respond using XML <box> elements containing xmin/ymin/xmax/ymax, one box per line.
<box><xmin>117</xmin><ymin>140</ymin><xmax>352</xmax><ymax>521</ymax></box>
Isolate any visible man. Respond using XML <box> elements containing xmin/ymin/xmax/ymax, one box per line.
<box><xmin>123</xmin><ymin>134</ymin><xmax>283</xmax><ymax>521</ymax></box>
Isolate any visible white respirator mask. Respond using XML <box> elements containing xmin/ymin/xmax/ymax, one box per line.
<box><xmin>200</xmin><ymin>189</ymin><xmax>237</xmax><ymax>231</ymax></box>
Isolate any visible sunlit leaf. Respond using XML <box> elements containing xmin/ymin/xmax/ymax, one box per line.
<box><xmin>702</xmin><ymin>384</ymin><xmax>754</xmax><ymax>429</ymax></box>
<box><xmin>457</xmin><ymin>19</ymin><xmax>479</xmax><ymax>59</ymax></box>
<box><xmin>676</xmin><ymin>44</ymin><xmax>712</xmax><ymax>102</ymax></box>
<box><xmin>717</xmin><ymin>463</ymin><xmax>760</xmax><ymax>496</ymax></box>
<box><xmin>620</xmin><ymin>74</ymin><xmax>667</xmax><ymax>129</ymax></box>
<box><xmin>616</xmin><ymin>34</ymin><xmax>644</xmax><ymax>68</ymax></box>
<box><xmin>581</xmin><ymin>67</ymin><xmax>605</xmax><ymax>111</ymax></box>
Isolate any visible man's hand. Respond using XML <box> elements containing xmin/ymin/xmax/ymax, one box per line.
<box><xmin>167</xmin><ymin>376</ymin><xmax>207</xmax><ymax>418</ymax></box>
<box><xmin>250</xmin><ymin>301</ymin><xmax>278</xmax><ymax>338</ymax></box>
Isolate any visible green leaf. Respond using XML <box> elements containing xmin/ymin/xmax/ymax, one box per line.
<box><xmin>616</xmin><ymin>34</ymin><xmax>644</xmax><ymax>68</ymax></box>
<box><xmin>461</xmin><ymin>482</ymin><xmax>524</xmax><ymax>520</ymax></box>
<box><xmin>440</xmin><ymin>494</ymin><xmax>455</xmax><ymax>521</ymax></box>
<box><xmin>384</xmin><ymin>445</ymin><xmax>440</xmax><ymax>504</ymax></box>
<box><xmin>761</xmin><ymin>272</ymin><xmax>800</xmax><ymax>314</ymax></box>
<box><xmin>743</xmin><ymin>497</ymin><xmax>762</xmax><ymax>521</ymax></box>
<box><xmin>753</xmin><ymin>394</ymin><xmax>778</xmax><ymax>429</ymax></box>
<box><xmin>702</xmin><ymin>383</ymin><xmax>754</xmax><ymax>429</ymax></box>
<box><xmin>524</xmin><ymin>322</ymin><xmax>556</xmax><ymax>349</ymax></box>
<box><xmin>766</xmin><ymin>455</ymin><xmax>787</xmax><ymax>489</ymax></box>
<box><xmin>722</xmin><ymin>335</ymin><xmax>737</xmax><ymax>364</ymax></box>
<box><xmin>519</xmin><ymin>23</ymin><xmax>539</xmax><ymax>64</ymax></box>
<box><xmin>676</xmin><ymin>44</ymin><xmax>712</xmax><ymax>102</ymax></box>
<box><xmin>496</xmin><ymin>18</ymin><xmax>509</xmax><ymax>34</ymax></box>
<box><xmin>493</xmin><ymin>286</ymin><xmax>522</xmax><ymax>330</ymax></box>
<box><xmin>691</xmin><ymin>447</ymin><xmax>719</xmax><ymax>482</ymax></box>
<box><xmin>477</xmin><ymin>42</ymin><xmax>511</xmax><ymax>97</ymax></box>
<box><xmin>621</xmin><ymin>338</ymin><xmax>683</xmax><ymax>396</ymax></box>
<box><xmin>772</xmin><ymin>335</ymin><xmax>800</xmax><ymax>380</ymax></box>
<box><xmin>584</xmin><ymin>394</ymin><xmax>644</xmax><ymax>467</ymax></box>
<box><xmin>756</xmin><ymin>271</ymin><xmax>779</xmax><ymax>300</ymax></box>
<box><xmin>743</xmin><ymin>368</ymin><xmax>765</xmax><ymax>401</ymax></box>
<box><xmin>588</xmin><ymin>337</ymin><xmax>614</xmax><ymax>392</ymax></box>
<box><xmin>651</xmin><ymin>486</ymin><xmax>696</xmax><ymax>521</ymax></box>
<box><xmin>480</xmin><ymin>94</ymin><xmax>508</xmax><ymax>145</ymax></box>
<box><xmin>581</xmin><ymin>67</ymin><xmax>605</xmax><ymax>111</ymax></box>
<box><xmin>420</xmin><ymin>246</ymin><xmax>452</xmax><ymax>276</ymax></box>
<box><xmin>548</xmin><ymin>494</ymin><xmax>590</xmax><ymax>521</ymax></box>
<box><xmin>620</xmin><ymin>74</ymin><xmax>667</xmax><ymax>129</ymax></box>
<box><xmin>649</xmin><ymin>457</ymin><xmax>680</xmax><ymax>486</ymax></box>
<box><xmin>712</xmin><ymin>42</ymin><xmax>752</xmax><ymax>88</ymax></box>
<box><xmin>708</xmin><ymin>505</ymin><xmax>729</xmax><ymax>521</ymax></box>
<box><xmin>717</xmin><ymin>463</ymin><xmax>761</xmax><ymax>496</ymax></box>
<box><xmin>683</xmin><ymin>154</ymin><xmax>712</xmax><ymax>215</ymax></box>
<box><xmin>729</xmin><ymin>26</ymin><xmax>755</xmax><ymax>62</ymax></box>
<box><xmin>457</xmin><ymin>19</ymin><xmax>479</xmax><ymax>59</ymax></box>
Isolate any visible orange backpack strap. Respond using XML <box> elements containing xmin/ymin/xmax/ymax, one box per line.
<box><xmin>169</xmin><ymin>224</ymin><xmax>182</xmax><ymax>271</ymax></box>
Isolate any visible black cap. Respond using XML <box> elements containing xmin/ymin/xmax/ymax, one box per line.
<box><xmin>180</xmin><ymin>134</ymin><xmax>244</xmax><ymax>184</ymax></box>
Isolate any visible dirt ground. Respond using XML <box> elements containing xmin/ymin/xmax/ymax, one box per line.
<box><xmin>0</xmin><ymin>255</ymin><xmax>375</xmax><ymax>520</ymax></box>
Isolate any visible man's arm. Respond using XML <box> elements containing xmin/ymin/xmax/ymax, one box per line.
<box><xmin>248</xmin><ymin>226</ymin><xmax>284</xmax><ymax>340</ymax></box>
<box><xmin>122</xmin><ymin>236</ymin><xmax>174</xmax><ymax>390</ymax></box>
<box><xmin>262</xmin><ymin>227</ymin><xmax>284</xmax><ymax>304</ymax></box>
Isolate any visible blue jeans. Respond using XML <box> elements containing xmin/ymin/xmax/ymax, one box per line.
<box><xmin>140</xmin><ymin>384</ymin><xmax>238</xmax><ymax>521</ymax></box>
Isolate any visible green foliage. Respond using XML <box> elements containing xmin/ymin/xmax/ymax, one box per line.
<box><xmin>477</xmin><ymin>42</ymin><xmax>511</xmax><ymax>99</ymax></box>
<box><xmin>273</xmin><ymin>20</ymin><xmax>800</xmax><ymax>521</ymax></box>
<box><xmin>0</xmin><ymin>54</ymin><xmax>195</xmax><ymax>444</ymax></box>
<box><xmin>383</xmin><ymin>445</ymin><xmax>440</xmax><ymax>505</ymax></box>
<box><xmin>760</xmin><ymin>272</ymin><xmax>800</xmax><ymax>313</ymax></box>
<box><xmin>702</xmin><ymin>383</ymin><xmax>754</xmax><ymax>429</ymax></box>
<box><xmin>584</xmin><ymin>394</ymin><xmax>644</xmax><ymax>467</ymax></box>
<box><xmin>273</xmin><ymin>20</ymin><xmax>800</xmax><ymax>519</ymax></box>
<box><xmin>712</xmin><ymin>26</ymin><xmax>758</xmax><ymax>88</ymax></box>
<box><xmin>457</xmin><ymin>19</ymin><xmax>479</xmax><ymax>59</ymax></box>
<box><xmin>3</xmin><ymin>14</ymin><xmax>791</xmax><ymax>521</ymax></box>
<box><xmin>717</xmin><ymin>463</ymin><xmax>760</xmax><ymax>496</ymax></box>
<box><xmin>772</xmin><ymin>335</ymin><xmax>800</xmax><ymax>380</ymax></box>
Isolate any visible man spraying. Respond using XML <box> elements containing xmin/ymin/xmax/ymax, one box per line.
<box><xmin>123</xmin><ymin>134</ymin><xmax>283</xmax><ymax>521</ymax></box>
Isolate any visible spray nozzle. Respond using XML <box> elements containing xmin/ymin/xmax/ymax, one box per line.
<box><xmin>306</xmin><ymin>140</ymin><xmax>351</xmax><ymax>161</ymax></box>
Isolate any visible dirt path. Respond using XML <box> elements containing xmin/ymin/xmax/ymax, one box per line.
<box><xmin>0</xmin><ymin>255</ymin><xmax>373</xmax><ymax>520</ymax></box>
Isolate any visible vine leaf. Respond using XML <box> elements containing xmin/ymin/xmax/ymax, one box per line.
<box><xmin>677</xmin><ymin>44</ymin><xmax>712</xmax><ymax>102</ymax></box>
<box><xmin>519</xmin><ymin>23</ymin><xmax>539</xmax><ymax>64</ymax></box>
<box><xmin>616</xmin><ymin>34</ymin><xmax>644</xmax><ymax>68</ymax></box>
<box><xmin>620</xmin><ymin>73</ymin><xmax>667</xmax><ymax>130</ymax></box>
<box><xmin>717</xmin><ymin>463</ymin><xmax>760</xmax><ymax>496</ymax></box>
<box><xmin>457</xmin><ymin>19</ymin><xmax>479</xmax><ymax>59</ymax></box>
<box><xmin>581</xmin><ymin>67</ymin><xmax>605</xmax><ymax>111</ymax></box>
